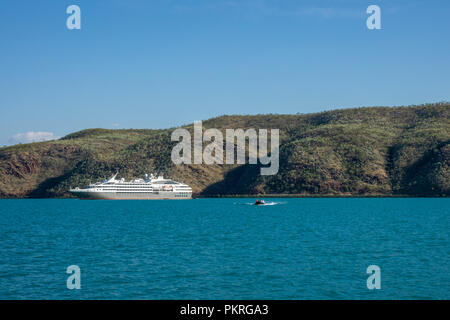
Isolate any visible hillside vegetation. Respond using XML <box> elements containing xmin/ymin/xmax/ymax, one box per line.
<box><xmin>0</xmin><ymin>103</ymin><xmax>448</xmax><ymax>197</ymax></box>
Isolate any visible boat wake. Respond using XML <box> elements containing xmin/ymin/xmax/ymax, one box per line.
<box><xmin>234</xmin><ymin>201</ymin><xmax>284</xmax><ymax>206</ymax></box>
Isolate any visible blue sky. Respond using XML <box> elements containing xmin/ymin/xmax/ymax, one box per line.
<box><xmin>0</xmin><ymin>0</ymin><xmax>449</xmax><ymax>145</ymax></box>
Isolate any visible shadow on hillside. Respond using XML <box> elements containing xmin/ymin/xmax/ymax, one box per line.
<box><xmin>201</xmin><ymin>163</ymin><xmax>262</xmax><ymax>196</ymax></box>
<box><xmin>386</xmin><ymin>139</ymin><xmax>449</xmax><ymax>197</ymax></box>
<box><xmin>27</xmin><ymin>169</ymin><xmax>77</xmax><ymax>198</ymax></box>
<box><xmin>399</xmin><ymin>140</ymin><xmax>449</xmax><ymax>196</ymax></box>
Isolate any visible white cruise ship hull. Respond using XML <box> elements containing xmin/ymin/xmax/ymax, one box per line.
<box><xmin>70</xmin><ymin>190</ymin><xmax>192</xmax><ymax>200</ymax></box>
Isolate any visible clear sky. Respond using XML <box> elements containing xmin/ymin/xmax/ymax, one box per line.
<box><xmin>0</xmin><ymin>0</ymin><xmax>449</xmax><ymax>145</ymax></box>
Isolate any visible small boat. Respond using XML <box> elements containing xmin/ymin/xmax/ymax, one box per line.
<box><xmin>255</xmin><ymin>199</ymin><xmax>265</xmax><ymax>205</ymax></box>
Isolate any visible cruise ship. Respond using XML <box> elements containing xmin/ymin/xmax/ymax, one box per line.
<box><xmin>69</xmin><ymin>173</ymin><xmax>192</xmax><ymax>200</ymax></box>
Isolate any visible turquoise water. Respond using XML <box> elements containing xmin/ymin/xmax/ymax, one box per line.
<box><xmin>0</xmin><ymin>198</ymin><xmax>448</xmax><ymax>299</ymax></box>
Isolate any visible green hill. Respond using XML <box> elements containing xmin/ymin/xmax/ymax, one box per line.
<box><xmin>0</xmin><ymin>103</ymin><xmax>449</xmax><ymax>198</ymax></box>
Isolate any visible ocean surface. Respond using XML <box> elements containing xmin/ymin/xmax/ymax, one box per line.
<box><xmin>0</xmin><ymin>198</ymin><xmax>448</xmax><ymax>300</ymax></box>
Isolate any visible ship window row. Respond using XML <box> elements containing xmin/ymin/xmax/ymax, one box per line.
<box><xmin>103</xmin><ymin>189</ymin><xmax>153</xmax><ymax>191</ymax></box>
<box><xmin>98</xmin><ymin>189</ymin><xmax>153</xmax><ymax>191</ymax></box>
<box><xmin>102</xmin><ymin>188</ymin><xmax>154</xmax><ymax>189</ymax></box>
<box><xmin>101</xmin><ymin>184</ymin><xmax>180</xmax><ymax>188</ymax></box>
<box><xmin>102</xmin><ymin>182</ymin><xmax>179</xmax><ymax>185</ymax></box>
<box><xmin>102</xmin><ymin>184</ymin><xmax>152</xmax><ymax>186</ymax></box>
<box><xmin>116</xmin><ymin>192</ymin><xmax>154</xmax><ymax>194</ymax></box>
<box><xmin>100</xmin><ymin>187</ymin><xmax>153</xmax><ymax>189</ymax></box>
